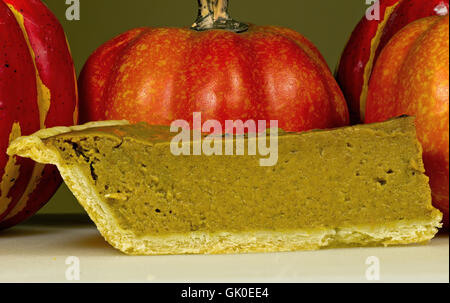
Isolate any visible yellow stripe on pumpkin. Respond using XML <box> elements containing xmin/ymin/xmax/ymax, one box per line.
<box><xmin>72</xmin><ymin>67</ymin><xmax>79</xmax><ymax>125</ymax></box>
<box><xmin>65</xmin><ymin>35</ymin><xmax>79</xmax><ymax>125</ymax></box>
<box><xmin>7</xmin><ymin>4</ymin><xmax>51</xmax><ymax>129</ymax></box>
<box><xmin>4</xmin><ymin>163</ymin><xmax>45</xmax><ymax>220</ymax></box>
<box><xmin>359</xmin><ymin>2</ymin><xmax>400</xmax><ymax>122</ymax></box>
<box><xmin>5</xmin><ymin>4</ymin><xmax>51</xmax><ymax>219</ymax></box>
<box><xmin>0</xmin><ymin>123</ymin><xmax>21</xmax><ymax>215</ymax></box>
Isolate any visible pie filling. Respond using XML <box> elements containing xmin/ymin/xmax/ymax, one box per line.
<box><xmin>45</xmin><ymin>118</ymin><xmax>437</xmax><ymax>237</ymax></box>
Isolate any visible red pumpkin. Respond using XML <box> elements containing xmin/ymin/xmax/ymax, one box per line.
<box><xmin>79</xmin><ymin>1</ymin><xmax>349</xmax><ymax>133</ymax></box>
<box><xmin>337</xmin><ymin>0</ymin><xmax>449</xmax><ymax>123</ymax></box>
<box><xmin>366</xmin><ymin>16</ymin><xmax>449</xmax><ymax>227</ymax></box>
<box><xmin>0</xmin><ymin>0</ymin><xmax>78</xmax><ymax>229</ymax></box>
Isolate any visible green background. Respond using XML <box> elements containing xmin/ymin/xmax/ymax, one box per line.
<box><xmin>38</xmin><ymin>0</ymin><xmax>368</xmax><ymax>214</ymax></box>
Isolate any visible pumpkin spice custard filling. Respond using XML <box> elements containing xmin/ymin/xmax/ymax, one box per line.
<box><xmin>7</xmin><ymin>117</ymin><xmax>442</xmax><ymax>255</ymax></box>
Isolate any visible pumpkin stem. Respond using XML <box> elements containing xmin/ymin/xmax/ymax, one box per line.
<box><xmin>191</xmin><ymin>0</ymin><xmax>249</xmax><ymax>33</ymax></box>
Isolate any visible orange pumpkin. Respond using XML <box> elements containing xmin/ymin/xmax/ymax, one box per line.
<box><xmin>337</xmin><ymin>0</ymin><xmax>449</xmax><ymax>123</ymax></box>
<box><xmin>79</xmin><ymin>0</ymin><xmax>349</xmax><ymax>133</ymax></box>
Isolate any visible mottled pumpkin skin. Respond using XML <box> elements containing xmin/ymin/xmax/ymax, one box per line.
<box><xmin>79</xmin><ymin>25</ymin><xmax>349</xmax><ymax>133</ymax></box>
<box><xmin>0</xmin><ymin>0</ymin><xmax>78</xmax><ymax>229</ymax></box>
<box><xmin>366</xmin><ymin>16</ymin><xmax>449</xmax><ymax>227</ymax></box>
<box><xmin>337</xmin><ymin>0</ymin><xmax>449</xmax><ymax>123</ymax></box>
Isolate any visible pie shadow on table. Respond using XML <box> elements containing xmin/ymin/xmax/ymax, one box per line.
<box><xmin>21</xmin><ymin>214</ymin><xmax>94</xmax><ymax>226</ymax></box>
<box><xmin>0</xmin><ymin>215</ymin><xmax>90</xmax><ymax>237</ymax></box>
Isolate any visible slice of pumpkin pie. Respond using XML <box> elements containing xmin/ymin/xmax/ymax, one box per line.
<box><xmin>7</xmin><ymin>117</ymin><xmax>442</xmax><ymax>255</ymax></box>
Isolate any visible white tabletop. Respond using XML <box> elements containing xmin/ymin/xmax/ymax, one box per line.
<box><xmin>0</xmin><ymin>215</ymin><xmax>448</xmax><ymax>283</ymax></box>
